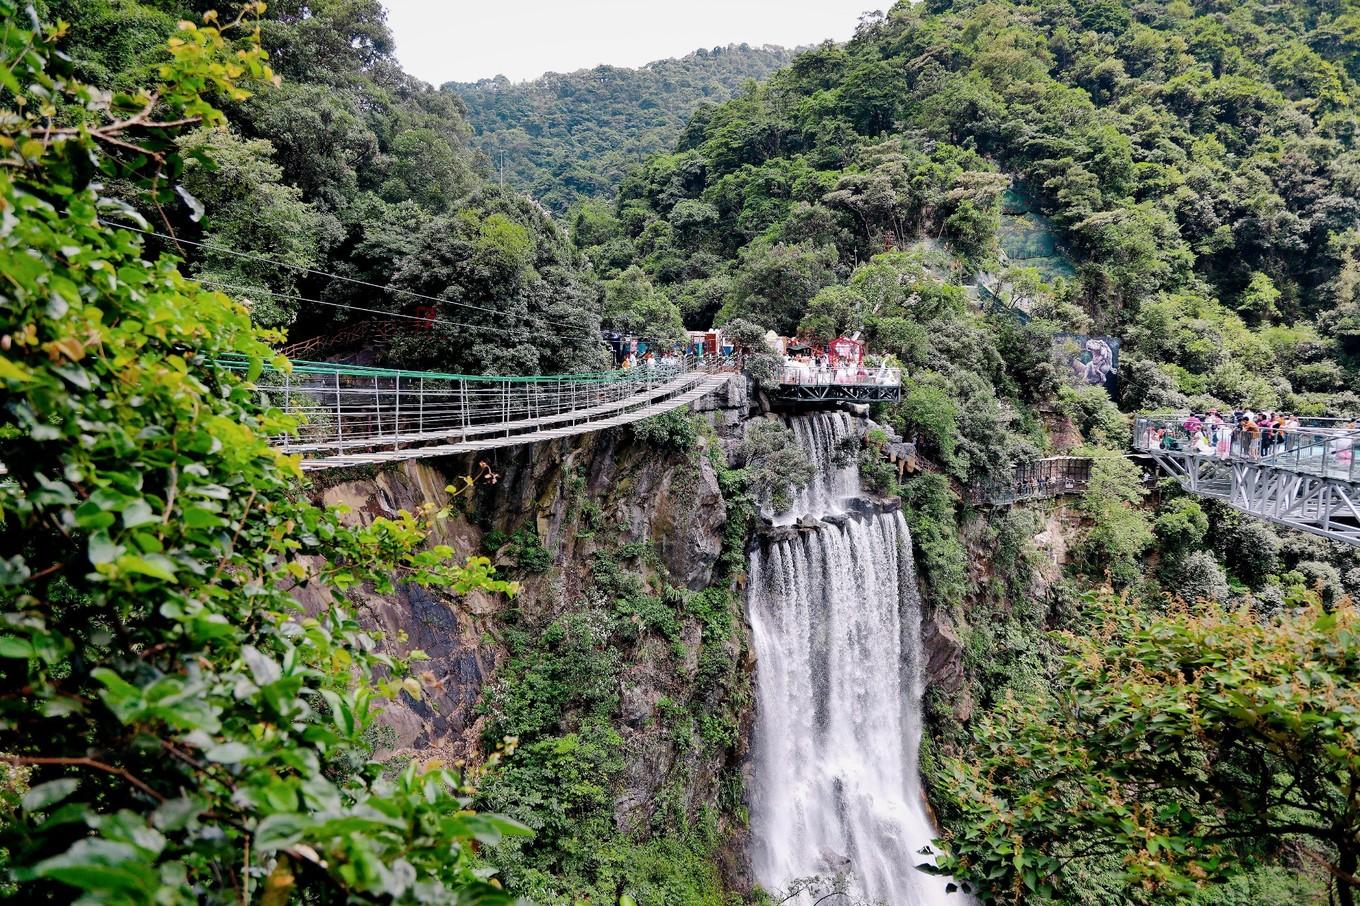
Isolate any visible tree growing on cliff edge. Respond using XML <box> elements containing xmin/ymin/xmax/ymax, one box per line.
<box><xmin>0</xmin><ymin>8</ymin><xmax>525</xmax><ymax>901</ymax></box>
<box><xmin>931</xmin><ymin>593</ymin><xmax>1357</xmax><ymax>904</ymax></box>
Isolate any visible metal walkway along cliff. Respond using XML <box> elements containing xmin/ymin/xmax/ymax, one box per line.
<box><xmin>1134</xmin><ymin>416</ymin><xmax>1360</xmax><ymax>546</ymax></box>
<box><xmin>235</xmin><ymin>356</ymin><xmax>734</xmax><ymax>471</ymax></box>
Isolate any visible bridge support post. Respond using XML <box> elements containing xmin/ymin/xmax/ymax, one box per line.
<box><xmin>334</xmin><ymin>372</ymin><xmax>343</xmax><ymax>455</ymax></box>
<box><xmin>372</xmin><ymin>376</ymin><xmax>381</xmax><ymax>442</ymax></box>
<box><xmin>394</xmin><ymin>375</ymin><xmax>401</xmax><ymax>452</ymax></box>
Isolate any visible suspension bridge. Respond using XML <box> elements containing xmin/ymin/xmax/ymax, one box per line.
<box><xmin>1134</xmin><ymin>416</ymin><xmax>1360</xmax><ymax>546</ymax></box>
<box><xmin>235</xmin><ymin>356</ymin><xmax>736</xmax><ymax>471</ymax></box>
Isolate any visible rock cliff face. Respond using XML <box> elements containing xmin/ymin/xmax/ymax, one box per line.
<box><xmin>299</xmin><ymin>380</ymin><xmax>992</xmax><ymax>897</ymax></box>
<box><xmin>311</xmin><ymin>378</ymin><xmax>749</xmax><ymax>743</ymax></box>
<box><xmin>301</xmin><ymin>379</ymin><xmax>757</xmax><ymax>881</ymax></box>
<box><xmin>919</xmin><ymin>499</ymin><xmax>1087</xmax><ymax>727</ymax></box>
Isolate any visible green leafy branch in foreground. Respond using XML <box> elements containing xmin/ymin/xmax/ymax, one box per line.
<box><xmin>0</xmin><ymin>4</ymin><xmax>526</xmax><ymax>902</ymax></box>
<box><xmin>930</xmin><ymin>592</ymin><xmax>1360</xmax><ymax>904</ymax></box>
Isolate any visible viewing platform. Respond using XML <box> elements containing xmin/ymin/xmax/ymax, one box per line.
<box><xmin>769</xmin><ymin>366</ymin><xmax>902</xmax><ymax>405</ymax></box>
<box><xmin>971</xmin><ymin>457</ymin><xmax>1092</xmax><ymax>506</ymax></box>
<box><xmin>1134</xmin><ymin>415</ymin><xmax>1360</xmax><ymax>546</ymax></box>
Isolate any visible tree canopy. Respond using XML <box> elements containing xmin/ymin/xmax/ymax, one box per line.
<box><xmin>449</xmin><ymin>45</ymin><xmax>795</xmax><ymax>213</ymax></box>
<box><xmin>0</xmin><ymin>6</ymin><xmax>526</xmax><ymax>900</ymax></box>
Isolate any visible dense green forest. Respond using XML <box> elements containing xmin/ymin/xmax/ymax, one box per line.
<box><xmin>574</xmin><ymin>0</ymin><xmax>1360</xmax><ymax>901</ymax></box>
<box><xmin>5</xmin><ymin>0</ymin><xmax>1360</xmax><ymax>903</ymax></box>
<box><xmin>449</xmin><ymin>45</ymin><xmax>795</xmax><ymax>213</ymax></box>
<box><xmin>35</xmin><ymin>0</ymin><xmax>606</xmax><ymax>376</ymax></box>
<box><xmin>582</xmin><ymin>0</ymin><xmax>1360</xmax><ymax>416</ymax></box>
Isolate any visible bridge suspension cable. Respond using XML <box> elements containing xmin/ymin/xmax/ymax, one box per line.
<box><xmin>98</xmin><ymin>219</ymin><xmax>601</xmax><ymax>338</ymax></box>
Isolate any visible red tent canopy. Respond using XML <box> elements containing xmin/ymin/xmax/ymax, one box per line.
<box><xmin>829</xmin><ymin>336</ymin><xmax>864</xmax><ymax>365</ymax></box>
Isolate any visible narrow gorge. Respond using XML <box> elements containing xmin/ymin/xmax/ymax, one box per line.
<box><xmin>303</xmin><ymin>391</ymin><xmax>970</xmax><ymax>902</ymax></box>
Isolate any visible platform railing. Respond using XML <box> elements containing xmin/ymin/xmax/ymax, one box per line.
<box><xmin>777</xmin><ymin>365</ymin><xmax>901</xmax><ymax>387</ymax></box>
<box><xmin>1133</xmin><ymin>416</ymin><xmax>1359</xmax><ymax>483</ymax></box>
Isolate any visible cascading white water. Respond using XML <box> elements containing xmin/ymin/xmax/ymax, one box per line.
<box><xmin>748</xmin><ymin>413</ymin><xmax>963</xmax><ymax>906</ymax></box>
<box><xmin>781</xmin><ymin>411</ymin><xmax>861</xmax><ymax>521</ymax></box>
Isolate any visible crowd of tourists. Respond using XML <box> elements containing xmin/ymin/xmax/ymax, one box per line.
<box><xmin>618</xmin><ymin>350</ymin><xmax>686</xmax><ymax>371</ymax></box>
<box><xmin>1143</xmin><ymin>408</ymin><xmax>1356</xmax><ymax>465</ymax></box>
<box><xmin>780</xmin><ymin>352</ymin><xmax>898</xmax><ymax>386</ymax></box>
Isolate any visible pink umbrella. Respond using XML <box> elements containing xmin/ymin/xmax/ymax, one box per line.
<box><xmin>1183</xmin><ymin>416</ymin><xmax>1203</xmax><ymax>433</ymax></box>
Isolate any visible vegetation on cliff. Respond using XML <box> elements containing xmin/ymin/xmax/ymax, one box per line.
<box><xmin>558</xmin><ymin>0</ymin><xmax>1360</xmax><ymax>898</ymax></box>
<box><xmin>461</xmin><ymin>416</ymin><xmax>769</xmax><ymax>905</ymax></box>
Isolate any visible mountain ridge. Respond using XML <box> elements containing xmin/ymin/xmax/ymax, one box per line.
<box><xmin>448</xmin><ymin>43</ymin><xmax>797</xmax><ymax>211</ymax></box>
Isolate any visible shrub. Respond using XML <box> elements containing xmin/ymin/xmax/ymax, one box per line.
<box><xmin>1058</xmin><ymin>383</ymin><xmax>1129</xmax><ymax>448</ymax></box>
<box><xmin>1154</xmin><ymin>498</ymin><xmax>1209</xmax><ymax>552</ymax></box>
<box><xmin>1076</xmin><ymin>453</ymin><xmax>1154</xmax><ymax>587</ymax></box>
<box><xmin>898</xmin><ymin>379</ymin><xmax>959</xmax><ymax>465</ymax></box>
<box><xmin>737</xmin><ymin>419</ymin><xmax>815</xmax><ymax>511</ymax></box>
<box><xmin>744</xmin><ymin>351</ymin><xmax>784</xmax><ymax>389</ymax></box>
<box><xmin>899</xmin><ymin>473</ymin><xmax>968</xmax><ymax>608</ymax></box>
<box><xmin>509</xmin><ymin>529</ymin><xmax>553</xmax><ymax>572</ymax></box>
<box><xmin>1161</xmin><ymin>550</ymin><xmax>1230</xmax><ymax>601</ymax></box>
<box><xmin>858</xmin><ymin>429</ymin><xmax>899</xmax><ymax>496</ymax></box>
<box><xmin>1216</xmin><ymin>519</ymin><xmax>1282</xmax><ymax>588</ymax></box>
<box><xmin>631</xmin><ymin>409</ymin><xmax>699</xmax><ymax>453</ymax></box>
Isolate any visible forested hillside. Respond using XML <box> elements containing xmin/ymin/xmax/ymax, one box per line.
<box><xmin>449</xmin><ymin>45</ymin><xmax>794</xmax><ymax>212</ymax></box>
<box><xmin>35</xmin><ymin>0</ymin><xmax>605</xmax><ymax>376</ymax></box>
<box><xmin>576</xmin><ymin>0</ymin><xmax>1360</xmax><ymax>900</ymax></box>
<box><xmin>586</xmin><ymin>0</ymin><xmax>1359</xmax><ymax>419</ymax></box>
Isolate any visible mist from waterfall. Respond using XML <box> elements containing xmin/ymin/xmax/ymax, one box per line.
<box><xmin>747</xmin><ymin>412</ymin><xmax>962</xmax><ymax>905</ymax></box>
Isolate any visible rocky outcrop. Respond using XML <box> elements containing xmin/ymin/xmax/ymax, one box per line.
<box><xmin>299</xmin><ymin>377</ymin><xmax>758</xmax><ymax>895</ymax></box>
<box><xmin>922</xmin><ymin>611</ymin><xmax>965</xmax><ymax>696</ymax></box>
<box><xmin>296</xmin><ymin>462</ymin><xmax>499</xmax><ymax>761</ymax></box>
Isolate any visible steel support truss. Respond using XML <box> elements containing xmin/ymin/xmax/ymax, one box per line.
<box><xmin>769</xmin><ymin>383</ymin><xmax>902</xmax><ymax>405</ymax></box>
<box><xmin>1146</xmin><ymin>449</ymin><xmax>1360</xmax><ymax>546</ymax></box>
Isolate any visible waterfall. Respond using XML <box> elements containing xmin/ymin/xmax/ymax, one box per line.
<box><xmin>769</xmin><ymin>411</ymin><xmax>861</xmax><ymax>525</ymax></box>
<box><xmin>747</xmin><ymin>413</ymin><xmax>962</xmax><ymax>905</ymax></box>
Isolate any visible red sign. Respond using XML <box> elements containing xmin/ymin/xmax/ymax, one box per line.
<box><xmin>830</xmin><ymin>336</ymin><xmax>863</xmax><ymax>365</ymax></box>
<box><xmin>411</xmin><ymin>305</ymin><xmax>437</xmax><ymax>330</ymax></box>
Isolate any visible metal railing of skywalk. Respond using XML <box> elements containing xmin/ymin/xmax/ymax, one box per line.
<box><xmin>225</xmin><ymin>354</ymin><xmax>724</xmax><ymax>459</ymax></box>
<box><xmin>1134</xmin><ymin>415</ymin><xmax>1360</xmax><ymax>484</ymax></box>
<box><xmin>777</xmin><ymin>365</ymin><xmax>901</xmax><ymax>387</ymax></box>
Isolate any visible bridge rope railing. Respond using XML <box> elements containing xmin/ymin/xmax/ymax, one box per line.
<box><xmin>224</xmin><ymin>354</ymin><xmax>739</xmax><ymax>462</ymax></box>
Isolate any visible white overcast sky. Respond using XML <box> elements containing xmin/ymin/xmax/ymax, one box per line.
<box><xmin>380</xmin><ymin>0</ymin><xmax>881</xmax><ymax>85</ymax></box>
